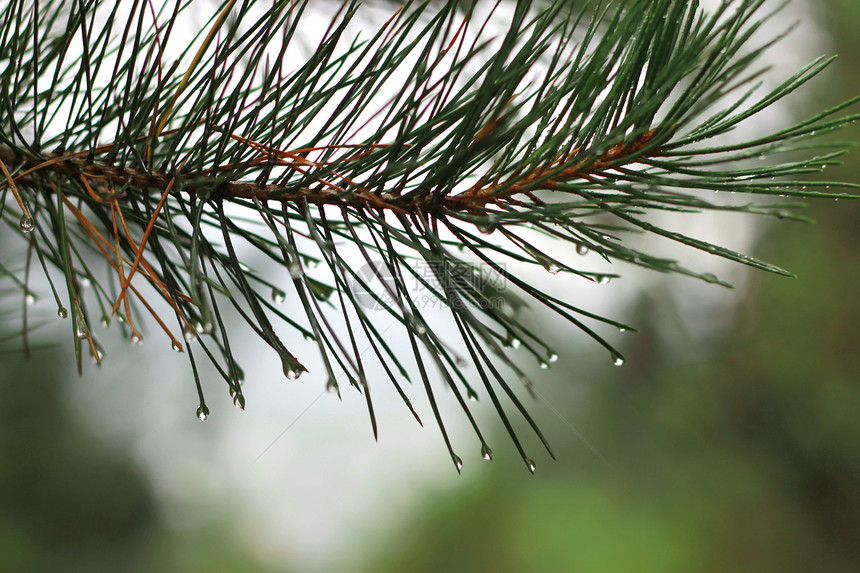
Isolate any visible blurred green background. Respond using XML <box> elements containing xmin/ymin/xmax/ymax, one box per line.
<box><xmin>2</xmin><ymin>1</ymin><xmax>859</xmax><ymax>571</ymax></box>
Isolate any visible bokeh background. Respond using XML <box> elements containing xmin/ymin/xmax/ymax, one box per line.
<box><xmin>2</xmin><ymin>1</ymin><xmax>859</xmax><ymax>571</ymax></box>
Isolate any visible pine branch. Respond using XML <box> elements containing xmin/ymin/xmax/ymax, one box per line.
<box><xmin>0</xmin><ymin>0</ymin><xmax>857</xmax><ymax>472</ymax></box>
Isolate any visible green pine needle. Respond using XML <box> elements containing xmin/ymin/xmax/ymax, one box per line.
<box><xmin>0</xmin><ymin>0</ymin><xmax>856</xmax><ymax>472</ymax></box>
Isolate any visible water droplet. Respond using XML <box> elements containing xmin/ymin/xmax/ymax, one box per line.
<box><xmin>20</xmin><ymin>215</ymin><xmax>34</xmax><ymax>233</ymax></box>
<box><xmin>171</xmin><ymin>341</ymin><xmax>183</xmax><ymax>353</ymax></box>
<box><xmin>233</xmin><ymin>393</ymin><xmax>245</xmax><ymax>410</ymax></box>
<box><xmin>288</xmin><ymin>261</ymin><xmax>303</xmax><ymax>278</ymax></box>
<box><xmin>544</xmin><ymin>263</ymin><xmax>561</xmax><ymax>275</ymax></box>
<box><xmin>25</xmin><ymin>293</ymin><xmax>37</xmax><ymax>305</ymax></box>
<box><xmin>477</xmin><ymin>215</ymin><xmax>498</xmax><ymax>234</ymax></box>
<box><xmin>90</xmin><ymin>344</ymin><xmax>104</xmax><ymax>363</ymax></box>
<box><xmin>305</xmin><ymin>258</ymin><xmax>320</xmax><ymax>269</ymax></box>
<box><xmin>547</xmin><ymin>351</ymin><xmax>559</xmax><ymax>363</ymax></box>
<box><xmin>406</xmin><ymin>313</ymin><xmax>426</xmax><ymax>335</ymax></box>
<box><xmin>539</xmin><ymin>361</ymin><xmax>549</xmax><ymax>370</ymax></box>
<box><xmin>285</xmin><ymin>368</ymin><xmax>301</xmax><ymax>380</ymax></box>
<box><xmin>229</xmin><ymin>387</ymin><xmax>237</xmax><ymax>399</ymax></box>
<box><xmin>326</xmin><ymin>378</ymin><xmax>339</xmax><ymax>393</ymax></box>
<box><xmin>57</xmin><ymin>307</ymin><xmax>68</xmax><ymax>319</ymax></box>
<box><xmin>467</xmin><ymin>389</ymin><xmax>478</xmax><ymax>402</ymax></box>
<box><xmin>452</xmin><ymin>454</ymin><xmax>463</xmax><ymax>473</ymax></box>
<box><xmin>510</xmin><ymin>337</ymin><xmax>521</xmax><ymax>349</ymax></box>
<box><xmin>202</xmin><ymin>321</ymin><xmax>214</xmax><ymax>334</ymax></box>
<box><xmin>481</xmin><ymin>444</ymin><xmax>493</xmax><ymax>461</ymax></box>
<box><xmin>196</xmin><ymin>405</ymin><xmax>209</xmax><ymax>421</ymax></box>
<box><xmin>116</xmin><ymin>313</ymin><xmax>126</xmax><ymax>324</ymax></box>
<box><xmin>79</xmin><ymin>276</ymin><xmax>91</xmax><ymax>288</ymax></box>
<box><xmin>612</xmin><ymin>353</ymin><xmax>624</xmax><ymax>366</ymax></box>
<box><xmin>303</xmin><ymin>332</ymin><xmax>315</xmax><ymax>341</ymax></box>
<box><xmin>271</xmin><ymin>288</ymin><xmax>286</xmax><ymax>304</ymax></box>
<box><xmin>100</xmin><ymin>315</ymin><xmax>110</xmax><ymax>327</ymax></box>
<box><xmin>456</xmin><ymin>356</ymin><xmax>467</xmax><ymax>367</ymax></box>
<box><xmin>183</xmin><ymin>326</ymin><xmax>197</xmax><ymax>341</ymax></box>
<box><xmin>130</xmin><ymin>332</ymin><xmax>143</xmax><ymax>346</ymax></box>
<box><xmin>75</xmin><ymin>323</ymin><xmax>87</xmax><ymax>339</ymax></box>
<box><xmin>596</xmin><ymin>274</ymin><xmax>611</xmax><ymax>285</ymax></box>
<box><xmin>576</xmin><ymin>243</ymin><xmax>589</xmax><ymax>256</ymax></box>
<box><xmin>526</xmin><ymin>458</ymin><xmax>536</xmax><ymax>474</ymax></box>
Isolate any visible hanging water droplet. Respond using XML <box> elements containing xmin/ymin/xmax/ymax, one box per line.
<box><xmin>183</xmin><ymin>326</ymin><xmax>197</xmax><ymax>341</ymax></box>
<box><xmin>202</xmin><ymin>321</ymin><xmax>214</xmax><ymax>334</ymax></box>
<box><xmin>25</xmin><ymin>293</ymin><xmax>37</xmax><ymax>306</ymax></box>
<box><xmin>116</xmin><ymin>313</ymin><xmax>126</xmax><ymax>324</ymax></box>
<box><xmin>57</xmin><ymin>307</ymin><xmax>68</xmax><ymax>319</ymax></box>
<box><xmin>233</xmin><ymin>393</ymin><xmax>245</xmax><ymax>410</ymax></box>
<box><xmin>481</xmin><ymin>444</ymin><xmax>493</xmax><ymax>461</ymax></box>
<box><xmin>303</xmin><ymin>332</ymin><xmax>315</xmax><ymax>341</ymax></box>
<box><xmin>79</xmin><ymin>276</ymin><xmax>91</xmax><ymax>288</ymax></box>
<box><xmin>326</xmin><ymin>378</ymin><xmax>339</xmax><ymax>393</ymax></box>
<box><xmin>196</xmin><ymin>405</ymin><xmax>209</xmax><ymax>421</ymax></box>
<box><xmin>595</xmin><ymin>274</ymin><xmax>611</xmax><ymax>285</ymax></box>
<box><xmin>285</xmin><ymin>368</ymin><xmax>301</xmax><ymax>380</ymax></box>
<box><xmin>100</xmin><ymin>315</ymin><xmax>110</xmax><ymax>328</ymax></box>
<box><xmin>612</xmin><ymin>353</ymin><xmax>625</xmax><ymax>366</ymax></box>
<box><xmin>539</xmin><ymin>360</ymin><xmax>549</xmax><ymax>370</ymax></box>
<box><xmin>171</xmin><ymin>340</ymin><xmax>183</xmax><ymax>353</ymax></box>
<box><xmin>75</xmin><ymin>323</ymin><xmax>87</xmax><ymax>340</ymax></box>
<box><xmin>19</xmin><ymin>215</ymin><xmax>35</xmax><ymax>233</ymax></box>
<box><xmin>526</xmin><ymin>458</ymin><xmax>536</xmax><ymax>474</ymax></box>
<box><xmin>547</xmin><ymin>351</ymin><xmax>559</xmax><ymax>363</ymax></box>
<box><xmin>130</xmin><ymin>332</ymin><xmax>143</xmax><ymax>346</ymax></box>
<box><xmin>544</xmin><ymin>262</ymin><xmax>561</xmax><ymax>275</ymax></box>
<box><xmin>576</xmin><ymin>243</ymin><xmax>589</xmax><ymax>256</ymax></box>
<box><xmin>271</xmin><ymin>288</ymin><xmax>286</xmax><ymax>304</ymax></box>
<box><xmin>452</xmin><ymin>454</ymin><xmax>463</xmax><ymax>473</ymax></box>
<box><xmin>90</xmin><ymin>344</ymin><xmax>105</xmax><ymax>363</ymax></box>
<box><xmin>288</xmin><ymin>261</ymin><xmax>303</xmax><ymax>278</ymax></box>
<box><xmin>467</xmin><ymin>388</ymin><xmax>478</xmax><ymax>402</ymax></box>
<box><xmin>229</xmin><ymin>387</ymin><xmax>237</xmax><ymax>399</ymax></box>
<box><xmin>477</xmin><ymin>215</ymin><xmax>498</xmax><ymax>234</ymax></box>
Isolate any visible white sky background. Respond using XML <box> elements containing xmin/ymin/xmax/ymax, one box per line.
<box><xmin>25</xmin><ymin>0</ymin><xmax>832</xmax><ymax>569</ymax></box>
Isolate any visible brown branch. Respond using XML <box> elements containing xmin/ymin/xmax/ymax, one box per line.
<box><xmin>0</xmin><ymin>128</ymin><xmax>659</xmax><ymax>218</ymax></box>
